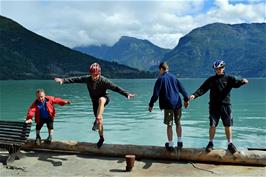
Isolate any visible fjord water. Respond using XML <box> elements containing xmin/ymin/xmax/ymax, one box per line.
<box><xmin>0</xmin><ymin>79</ymin><xmax>265</xmax><ymax>150</ymax></box>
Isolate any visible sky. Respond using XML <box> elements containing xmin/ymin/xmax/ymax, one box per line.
<box><xmin>1</xmin><ymin>0</ymin><xmax>265</xmax><ymax>49</ymax></box>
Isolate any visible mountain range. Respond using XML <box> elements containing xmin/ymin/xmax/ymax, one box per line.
<box><xmin>1</xmin><ymin>15</ymin><xmax>265</xmax><ymax>79</ymax></box>
<box><xmin>0</xmin><ymin>15</ymin><xmax>153</xmax><ymax>80</ymax></box>
<box><xmin>74</xmin><ymin>36</ymin><xmax>170</xmax><ymax>71</ymax></box>
<box><xmin>164</xmin><ymin>23</ymin><xmax>266</xmax><ymax>77</ymax></box>
<box><xmin>75</xmin><ymin>23</ymin><xmax>266</xmax><ymax>78</ymax></box>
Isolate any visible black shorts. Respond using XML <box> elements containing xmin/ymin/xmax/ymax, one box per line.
<box><xmin>209</xmin><ymin>105</ymin><xmax>233</xmax><ymax>127</ymax></box>
<box><xmin>36</xmin><ymin>118</ymin><xmax>54</xmax><ymax>130</ymax></box>
<box><xmin>92</xmin><ymin>96</ymin><xmax>110</xmax><ymax>117</ymax></box>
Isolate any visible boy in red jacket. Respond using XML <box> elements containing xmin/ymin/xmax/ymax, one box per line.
<box><xmin>25</xmin><ymin>89</ymin><xmax>70</xmax><ymax>145</ymax></box>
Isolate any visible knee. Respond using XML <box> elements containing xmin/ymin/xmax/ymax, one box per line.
<box><xmin>167</xmin><ymin>125</ymin><xmax>173</xmax><ymax>129</ymax></box>
<box><xmin>175</xmin><ymin>120</ymin><xmax>181</xmax><ymax>127</ymax></box>
<box><xmin>98</xmin><ymin>97</ymin><xmax>106</xmax><ymax>105</ymax></box>
<box><xmin>96</xmin><ymin>117</ymin><xmax>103</xmax><ymax>124</ymax></box>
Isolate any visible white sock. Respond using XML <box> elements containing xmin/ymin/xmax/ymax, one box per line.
<box><xmin>178</xmin><ymin>137</ymin><xmax>182</xmax><ymax>142</ymax></box>
<box><xmin>168</xmin><ymin>141</ymin><xmax>174</xmax><ymax>147</ymax></box>
<box><xmin>209</xmin><ymin>139</ymin><xmax>213</xmax><ymax>143</ymax></box>
<box><xmin>228</xmin><ymin>139</ymin><xmax>232</xmax><ymax>145</ymax></box>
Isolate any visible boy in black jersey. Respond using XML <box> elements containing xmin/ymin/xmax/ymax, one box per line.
<box><xmin>190</xmin><ymin>60</ymin><xmax>248</xmax><ymax>154</ymax></box>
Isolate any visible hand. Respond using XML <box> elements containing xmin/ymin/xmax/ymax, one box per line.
<box><xmin>66</xmin><ymin>100</ymin><xmax>71</xmax><ymax>104</ymax></box>
<box><xmin>25</xmin><ymin>119</ymin><xmax>32</xmax><ymax>123</ymax></box>
<box><xmin>127</xmin><ymin>93</ymin><xmax>135</xmax><ymax>99</ymax></box>
<box><xmin>189</xmin><ymin>95</ymin><xmax>195</xmax><ymax>100</ymax></box>
<box><xmin>54</xmin><ymin>77</ymin><xmax>64</xmax><ymax>84</ymax></box>
<box><xmin>241</xmin><ymin>79</ymin><xmax>248</xmax><ymax>84</ymax></box>
<box><xmin>148</xmin><ymin>106</ymin><xmax>153</xmax><ymax>112</ymax></box>
<box><xmin>184</xmin><ymin>101</ymin><xmax>189</xmax><ymax>108</ymax></box>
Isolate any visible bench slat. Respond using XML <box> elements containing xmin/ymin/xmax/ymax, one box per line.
<box><xmin>0</xmin><ymin>129</ymin><xmax>31</xmax><ymax>134</ymax></box>
<box><xmin>0</xmin><ymin>133</ymin><xmax>29</xmax><ymax>139</ymax></box>
<box><xmin>0</xmin><ymin>139</ymin><xmax>27</xmax><ymax>145</ymax></box>
<box><xmin>0</xmin><ymin>128</ymin><xmax>31</xmax><ymax>133</ymax></box>
<box><xmin>0</xmin><ymin>136</ymin><xmax>28</xmax><ymax>141</ymax></box>
<box><xmin>0</xmin><ymin>130</ymin><xmax>31</xmax><ymax>136</ymax></box>
<box><xmin>0</xmin><ymin>123</ymin><xmax>31</xmax><ymax>126</ymax></box>
<box><xmin>0</xmin><ymin>120</ymin><xmax>26</xmax><ymax>124</ymax></box>
<box><xmin>0</xmin><ymin>139</ymin><xmax>26</xmax><ymax>146</ymax></box>
<box><xmin>0</xmin><ymin>124</ymin><xmax>31</xmax><ymax>129</ymax></box>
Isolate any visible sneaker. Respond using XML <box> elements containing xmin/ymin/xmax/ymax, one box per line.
<box><xmin>92</xmin><ymin>121</ymin><xmax>99</xmax><ymax>131</ymax></box>
<box><xmin>35</xmin><ymin>135</ymin><xmax>41</xmax><ymax>145</ymax></box>
<box><xmin>45</xmin><ymin>135</ymin><xmax>52</xmax><ymax>144</ymax></box>
<box><xmin>177</xmin><ymin>142</ymin><xmax>183</xmax><ymax>149</ymax></box>
<box><xmin>205</xmin><ymin>142</ymin><xmax>214</xmax><ymax>152</ymax></box>
<box><xmin>227</xmin><ymin>143</ymin><xmax>237</xmax><ymax>154</ymax></box>
<box><xmin>97</xmin><ymin>137</ymin><xmax>104</xmax><ymax>148</ymax></box>
<box><xmin>165</xmin><ymin>142</ymin><xmax>174</xmax><ymax>152</ymax></box>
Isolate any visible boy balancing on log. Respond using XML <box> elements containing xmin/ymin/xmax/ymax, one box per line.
<box><xmin>25</xmin><ymin>89</ymin><xmax>71</xmax><ymax>145</ymax></box>
<box><xmin>190</xmin><ymin>60</ymin><xmax>248</xmax><ymax>154</ymax></box>
<box><xmin>54</xmin><ymin>63</ymin><xmax>135</xmax><ymax>148</ymax></box>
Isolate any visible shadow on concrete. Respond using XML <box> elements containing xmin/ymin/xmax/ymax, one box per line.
<box><xmin>1</xmin><ymin>149</ymin><xmax>187</xmax><ymax>174</ymax></box>
<box><xmin>25</xmin><ymin>150</ymin><xmax>69</xmax><ymax>167</ymax></box>
<box><xmin>109</xmin><ymin>169</ymin><xmax>127</xmax><ymax>172</ymax></box>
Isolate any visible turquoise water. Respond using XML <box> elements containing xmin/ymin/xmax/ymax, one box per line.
<box><xmin>0</xmin><ymin>79</ymin><xmax>265</xmax><ymax>150</ymax></box>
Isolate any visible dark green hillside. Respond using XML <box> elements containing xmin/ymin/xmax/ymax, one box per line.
<box><xmin>0</xmin><ymin>15</ymin><xmax>152</xmax><ymax>79</ymax></box>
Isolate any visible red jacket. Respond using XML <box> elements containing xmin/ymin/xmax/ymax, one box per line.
<box><xmin>26</xmin><ymin>96</ymin><xmax>68</xmax><ymax>124</ymax></box>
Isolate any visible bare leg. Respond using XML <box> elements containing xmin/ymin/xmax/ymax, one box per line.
<box><xmin>224</xmin><ymin>126</ymin><xmax>232</xmax><ymax>143</ymax></box>
<box><xmin>205</xmin><ymin>126</ymin><xmax>216</xmax><ymax>152</ymax></box>
<box><xmin>46</xmin><ymin>129</ymin><xmax>53</xmax><ymax>143</ymax></box>
<box><xmin>167</xmin><ymin>125</ymin><xmax>173</xmax><ymax>142</ymax></box>
<box><xmin>35</xmin><ymin>130</ymin><xmax>41</xmax><ymax>145</ymax></box>
<box><xmin>97</xmin><ymin>97</ymin><xmax>107</xmax><ymax>137</ymax></box>
<box><xmin>225</xmin><ymin>126</ymin><xmax>237</xmax><ymax>153</ymax></box>
<box><xmin>176</xmin><ymin>124</ymin><xmax>182</xmax><ymax>139</ymax></box>
<box><xmin>209</xmin><ymin>126</ymin><xmax>216</xmax><ymax>141</ymax></box>
<box><xmin>165</xmin><ymin>125</ymin><xmax>174</xmax><ymax>151</ymax></box>
<box><xmin>48</xmin><ymin>129</ymin><xmax>53</xmax><ymax>136</ymax></box>
<box><xmin>36</xmin><ymin>130</ymin><xmax>40</xmax><ymax>136</ymax></box>
<box><xmin>96</xmin><ymin>97</ymin><xmax>107</xmax><ymax>148</ymax></box>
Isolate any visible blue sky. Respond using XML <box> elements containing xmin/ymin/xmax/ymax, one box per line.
<box><xmin>1</xmin><ymin>0</ymin><xmax>265</xmax><ymax>49</ymax></box>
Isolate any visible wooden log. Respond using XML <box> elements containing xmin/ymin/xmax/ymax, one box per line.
<box><xmin>22</xmin><ymin>139</ymin><xmax>266</xmax><ymax>166</ymax></box>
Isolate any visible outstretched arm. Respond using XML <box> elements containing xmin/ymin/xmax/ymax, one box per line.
<box><xmin>105</xmin><ymin>78</ymin><xmax>134</xmax><ymax>99</ymax></box>
<box><xmin>55</xmin><ymin>76</ymin><xmax>89</xmax><ymax>84</ymax></box>
<box><xmin>148</xmin><ymin>78</ymin><xmax>161</xmax><ymax>112</ymax></box>
<box><xmin>190</xmin><ymin>78</ymin><xmax>211</xmax><ymax>100</ymax></box>
<box><xmin>52</xmin><ymin>97</ymin><xmax>71</xmax><ymax>106</ymax></box>
<box><xmin>230</xmin><ymin>76</ymin><xmax>248</xmax><ymax>88</ymax></box>
<box><xmin>176</xmin><ymin>79</ymin><xmax>189</xmax><ymax>108</ymax></box>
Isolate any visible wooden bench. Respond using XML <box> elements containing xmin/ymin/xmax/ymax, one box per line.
<box><xmin>0</xmin><ymin>120</ymin><xmax>32</xmax><ymax>164</ymax></box>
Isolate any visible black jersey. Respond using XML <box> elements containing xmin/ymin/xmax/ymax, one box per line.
<box><xmin>192</xmin><ymin>74</ymin><xmax>245</xmax><ymax>107</ymax></box>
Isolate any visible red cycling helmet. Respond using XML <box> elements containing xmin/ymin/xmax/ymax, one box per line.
<box><xmin>89</xmin><ymin>63</ymin><xmax>101</xmax><ymax>75</ymax></box>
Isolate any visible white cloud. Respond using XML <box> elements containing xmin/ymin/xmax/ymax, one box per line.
<box><xmin>1</xmin><ymin>0</ymin><xmax>265</xmax><ymax>49</ymax></box>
